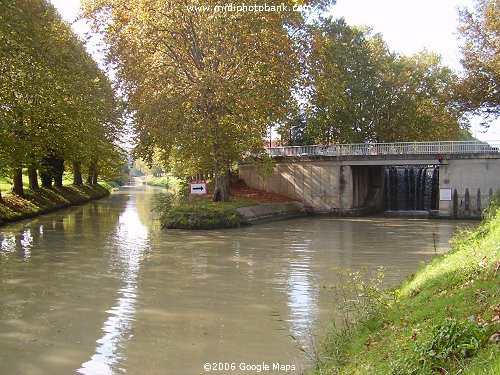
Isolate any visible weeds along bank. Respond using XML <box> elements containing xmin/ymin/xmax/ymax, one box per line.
<box><xmin>311</xmin><ymin>199</ymin><xmax>500</xmax><ymax>374</ymax></box>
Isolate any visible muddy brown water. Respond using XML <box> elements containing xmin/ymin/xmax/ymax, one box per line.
<box><xmin>0</xmin><ymin>187</ymin><xmax>476</xmax><ymax>374</ymax></box>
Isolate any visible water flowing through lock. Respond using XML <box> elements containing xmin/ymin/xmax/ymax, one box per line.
<box><xmin>383</xmin><ymin>166</ymin><xmax>439</xmax><ymax>211</ymax></box>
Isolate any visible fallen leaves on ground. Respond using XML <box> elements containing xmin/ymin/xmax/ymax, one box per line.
<box><xmin>229</xmin><ymin>185</ymin><xmax>295</xmax><ymax>203</ymax></box>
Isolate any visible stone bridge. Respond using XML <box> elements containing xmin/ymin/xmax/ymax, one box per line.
<box><xmin>239</xmin><ymin>141</ymin><xmax>500</xmax><ymax>218</ymax></box>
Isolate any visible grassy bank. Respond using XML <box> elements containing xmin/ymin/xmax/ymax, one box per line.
<box><xmin>153</xmin><ymin>192</ymin><xmax>254</xmax><ymax>229</ymax></box>
<box><xmin>312</xmin><ymin>203</ymin><xmax>499</xmax><ymax>374</ymax></box>
<box><xmin>144</xmin><ymin>175</ymin><xmax>182</xmax><ymax>190</ymax></box>
<box><xmin>0</xmin><ymin>184</ymin><xmax>111</xmax><ymax>226</ymax></box>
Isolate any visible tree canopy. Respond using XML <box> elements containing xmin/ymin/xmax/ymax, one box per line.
<box><xmin>0</xmin><ymin>0</ymin><xmax>124</xmax><ymax>196</ymax></box>
<box><xmin>82</xmin><ymin>0</ymin><xmax>336</xmax><ymax>201</ymax></box>
<box><xmin>456</xmin><ymin>0</ymin><xmax>499</xmax><ymax>122</ymax></box>
<box><xmin>292</xmin><ymin>18</ymin><xmax>463</xmax><ymax>145</ymax></box>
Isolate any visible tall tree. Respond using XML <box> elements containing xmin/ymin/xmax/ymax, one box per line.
<box><xmin>307</xmin><ymin>19</ymin><xmax>385</xmax><ymax>143</ymax></box>
<box><xmin>0</xmin><ymin>0</ymin><xmax>124</xmax><ymax>195</ymax></box>
<box><xmin>83</xmin><ymin>0</ymin><xmax>335</xmax><ymax>201</ymax></box>
<box><xmin>456</xmin><ymin>0</ymin><xmax>499</xmax><ymax>122</ymax></box>
<box><xmin>304</xmin><ymin>18</ymin><xmax>462</xmax><ymax>143</ymax></box>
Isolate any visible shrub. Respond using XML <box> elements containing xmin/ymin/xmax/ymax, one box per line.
<box><xmin>391</xmin><ymin>319</ymin><xmax>490</xmax><ymax>374</ymax></box>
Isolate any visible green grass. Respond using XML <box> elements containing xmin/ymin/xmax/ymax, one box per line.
<box><xmin>0</xmin><ymin>184</ymin><xmax>111</xmax><ymax>225</ymax></box>
<box><xmin>311</xmin><ymin>204</ymin><xmax>500</xmax><ymax>375</ymax></box>
<box><xmin>0</xmin><ymin>175</ymin><xmax>30</xmax><ymax>192</ymax></box>
<box><xmin>154</xmin><ymin>193</ymin><xmax>255</xmax><ymax>229</ymax></box>
<box><xmin>144</xmin><ymin>174</ymin><xmax>182</xmax><ymax>191</ymax></box>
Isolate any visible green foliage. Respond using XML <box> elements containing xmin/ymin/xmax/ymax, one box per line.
<box><xmin>0</xmin><ymin>170</ymin><xmax>119</xmax><ymax>195</ymax></box>
<box><xmin>278</xmin><ymin>114</ymin><xmax>315</xmax><ymax>146</ymax></box>
<box><xmin>152</xmin><ymin>194</ymin><xmax>253</xmax><ymax>229</ymax></box>
<box><xmin>390</xmin><ymin>319</ymin><xmax>490</xmax><ymax>374</ymax></box>
<box><xmin>482</xmin><ymin>190</ymin><xmax>500</xmax><ymax>221</ymax></box>
<box><xmin>0</xmin><ymin>0</ymin><xmax>124</xmax><ymax>191</ymax></box>
<box><xmin>175</xmin><ymin>180</ymin><xmax>191</xmax><ymax>197</ymax></box>
<box><xmin>82</xmin><ymin>0</ymin><xmax>335</xmax><ymax>200</ymax></box>
<box><xmin>317</xmin><ymin>267</ymin><xmax>391</xmax><ymax>370</ymax></box>
<box><xmin>456</xmin><ymin>0</ymin><xmax>500</xmax><ymax>123</ymax></box>
<box><xmin>158</xmin><ymin>204</ymin><xmax>250</xmax><ymax>230</ymax></box>
<box><xmin>144</xmin><ymin>175</ymin><xmax>184</xmax><ymax>193</ymax></box>
<box><xmin>245</xmin><ymin>154</ymin><xmax>276</xmax><ymax>180</ymax></box>
<box><xmin>419</xmin><ymin>320</ymin><xmax>487</xmax><ymax>366</ymax></box>
<box><xmin>328</xmin><ymin>267</ymin><xmax>390</xmax><ymax>326</ymax></box>
<box><xmin>299</xmin><ymin>18</ymin><xmax>463</xmax><ymax>144</ymax></box>
<box><xmin>151</xmin><ymin>191</ymin><xmax>175</xmax><ymax>222</ymax></box>
<box><xmin>0</xmin><ymin>184</ymin><xmax>110</xmax><ymax>224</ymax></box>
<box><xmin>163</xmin><ymin>205</ymin><xmax>249</xmax><ymax>230</ymax></box>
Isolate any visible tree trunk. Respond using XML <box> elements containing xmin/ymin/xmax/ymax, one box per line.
<box><xmin>53</xmin><ymin>174</ymin><xmax>63</xmax><ymax>188</ymax></box>
<box><xmin>87</xmin><ymin>160</ymin><xmax>97</xmax><ymax>185</ymax></box>
<box><xmin>28</xmin><ymin>166</ymin><xmax>39</xmax><ymax>190</ymax></box>
<box><xmin>92</xmin><ymin>170</ymin><xmax>98</xmax><ymax>185</ymax></box>
<box><xmin>11</xmin><ymin>168</ymin><xmax>24</xmax><ymax>196</ymax></box>
<box><xmin>73</xmin><ymin>161</ymin><xmax>83</xmax><ymax>185</ymax></box>
<box><xmin>0</xmin><ymin>188</ymin><xmax>3</xmax><ymax>204</ymax></box>
<box><xmin>212</xmin><ymin>170</ymin><xmax>230</xmax><ymax>202</ymax></box>
<box><xmin>40</xmin><ymin>155</ymin><xmax>53</xmax><ymax>189</ymax></box>
<box><xmin>40</xmin><ymin>171</ymin><xmax>52</xmax><ymax>189</ymax></box>
<box><xmin>53</xmin><ymin>157</ymin><xmax>64</xmax><ymax>188</ymax></box>
<box><xmin>86</xmin><ymin>172</ymin><xmax>93</xmax><ymax>185</ymax></box>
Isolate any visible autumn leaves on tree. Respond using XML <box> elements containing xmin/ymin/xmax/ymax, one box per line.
<box><xmin>82</xmin><ymin>0</ymin><xmax>336</xmax><ymax>201</ymax></box>
<box><xmin>302</xmin><ymin>18</ymin><xmax>463</xmax><ymax>144</ymax></box>
<box><xmin>0</xmin><ymin>0</ymin><xmax>123</xmax><ymax>198</ymax></box>
<box><xmin>455</xmin><ymin>0</ymin><xmax>499</xmax><ymax>123</ymax></box>
<box><xmin>1</xmin><ymin>0</ymin><xmax>497</xmax><ymax>202</ymax></box>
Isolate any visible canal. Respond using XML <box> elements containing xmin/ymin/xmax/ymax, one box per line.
<box><xmin>0</xmin><ymin>187</ymin><xmax>477</xmax><ymax>374</ymax></box>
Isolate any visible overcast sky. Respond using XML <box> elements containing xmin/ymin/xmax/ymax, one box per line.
<box><xmin>49</xmin><ymin>0</ymin><xmax>498</xmax><ymax>141</ymax></box>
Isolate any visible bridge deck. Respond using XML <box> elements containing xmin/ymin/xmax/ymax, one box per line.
<box><xmin>265</xmin><ymin>141</ymin><xmax>500</xmax><ymax>158</ymax></box>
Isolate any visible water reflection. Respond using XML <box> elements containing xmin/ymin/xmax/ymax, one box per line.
<box><xmin>0</xmin><ymin>229</ymin><xmax>34</xmax><ymax>259</ymax></box>
<box><xmin>78</xmin><ymin>197</ymin><xmax>150</xmax><ymax>375</ymax></box>
<box><xmin>0</xmin><ymin>233</ymin><xmax>16</xmax><ymax>254</ymax></box>
<box><xmin>0</xmin><ymin>188</ymin><xmax>478</xmax><ymax>375</ymax></box>
<box><xmin>285</xmin><ymin>238</ymin><xmax>318</xmax><ymax>342</ymax></box>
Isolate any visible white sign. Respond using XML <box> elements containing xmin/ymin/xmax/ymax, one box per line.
<box><xmin>190</xmin><ymin>182</ymin><xmax>207</xmax><ymax>195</ymax></box>
<box><xmin>440</xmin><ymin>188</ymin><xmax>452</xmax><ymax>201</ymax></box>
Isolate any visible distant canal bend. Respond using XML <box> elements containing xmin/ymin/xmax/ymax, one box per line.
<box><xmin>0</xmin><ymin>187</ymin><xmax>476</xmax><ymax>374</ymax></box>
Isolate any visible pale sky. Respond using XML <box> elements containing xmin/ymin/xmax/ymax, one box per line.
<box><xmin>49</xmin><ymin>0</ymin><xmax>498</xmax><ymax>142</ymax></box>
<box><xmin>330</xmin><ymin>0</ymin><xmax>473</xmax><ymax>71</ymax></box>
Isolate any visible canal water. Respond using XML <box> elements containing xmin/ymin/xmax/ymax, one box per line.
<box><xmin>0</xmin><ymin>187</ymin><xmax>476</xmax><ymax>374</ymax></box>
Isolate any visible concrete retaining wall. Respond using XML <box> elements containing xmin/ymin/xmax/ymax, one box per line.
<box><xmin>438</xmin><ymin>156</ymin><xmax>500</xmax><ymax>218</ymax></box>
<box><xmin>236</xmin><ymin>201</ymin><xmax>306</xmax><ymax>223</ymax></box>
<box><xmin>239</xmin><ymin>161</ymin><xmax>384</xmax><ymax>213</ymax></box>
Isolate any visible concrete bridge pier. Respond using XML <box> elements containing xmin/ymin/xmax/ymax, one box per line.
<box><xmin>340</xmin><ymin>165</ymin><xmax>385</xmax><ymax>214</ymax></box>
<box><xmin>438</xmin><ymin>156</ymin><xmax>499</xmax><ymax>218</ymax></box>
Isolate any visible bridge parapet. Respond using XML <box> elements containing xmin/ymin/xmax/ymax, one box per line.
<box><xmin>266</xmin><ymin>141</ymin><xmax>500</xmax><ymax>158</ymax></box>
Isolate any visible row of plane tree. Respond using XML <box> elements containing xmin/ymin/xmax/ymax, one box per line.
<box><xmin>0</xmin><ymin>0</ymin><xmax>124</xmax><ymax>201</ymax></box>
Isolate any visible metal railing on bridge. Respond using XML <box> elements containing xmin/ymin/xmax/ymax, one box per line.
<box><xmin>265</xmin><ymin>141</ymin><xmax>500</xmax><ymax>157</ymax></box>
